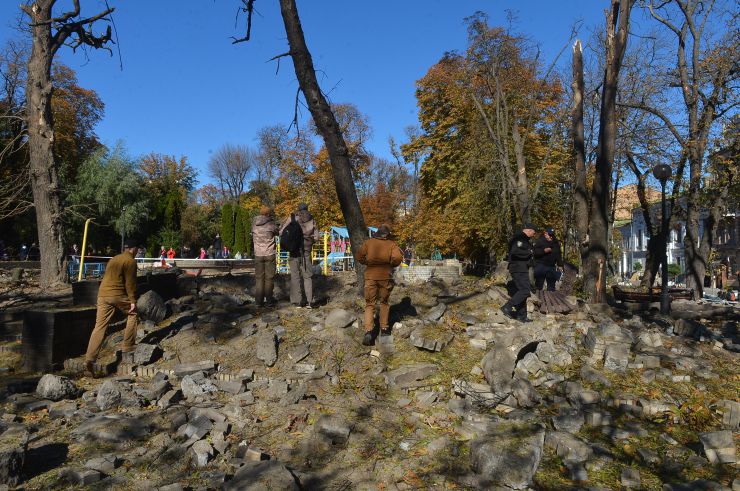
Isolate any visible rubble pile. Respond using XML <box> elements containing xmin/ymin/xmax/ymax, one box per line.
<box><xmin>0</xmin><ymin>272</ymin><xmax>738</xmax><ymax>489</ymax></box>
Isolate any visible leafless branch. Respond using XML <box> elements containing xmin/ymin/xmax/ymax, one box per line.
<box><xmin>231</xmin><ymin>0</ymin><xmax>257</xmax><ymax>44</ymax></box>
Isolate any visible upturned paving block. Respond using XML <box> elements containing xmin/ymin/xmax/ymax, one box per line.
<box><xmin>23</xmin><ymin>306</ymin><xmax>97</xmax><ymax>372</ymax></box>
<box><xmin>699</xmin><ymin>431</ymin><xmax>736</xmax><ymax>464</ymax></box>
<box><xmin>717</xmin><ymin>400</ymin><xmax>740</xmax><ymax>430</ymax></box>
<box><xmin>384</xmin><ymin>363</ymin><xmax>438</xmax><ymax>387</ymax></box>
<box><xmin>288</xmin><ymin>344</ymin><xmax>310</xmax><ymax>362</ymax></box>
<box><xmin>315</xmin><ymin>414</ymin><xmax>351</xmax><ymax>444</ymax></box>
<box><xmin>584</xmin><ymin>409</ymin><xmax>612</xmax><ymax>428</ymax></box>
<box><xmin>604</xmin><ymin>343</ymin><xmax>630</xmax><ymax>371</ymax></box>
<box><xmin>173</xmin><ymin>361</ymin><xmax>216</xmax><ymax>377</ymax></box>
<box><xmin>635</xmin><ymin>354</ymin><xmax>661</xmax><ymax>369</ymax></box>
<box><xmin>638</xmin><ymin>399</ymin><xmax>675</xmax><ymax>416</ymax></box>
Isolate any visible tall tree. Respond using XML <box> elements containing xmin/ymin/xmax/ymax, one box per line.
<box><xmin>208</xmin><ymin>143</ymin><xmax>254</xmax><ymax>203</ymax></box>
<box><xmin>571</xmin><ymin>39</ymin><xmax>589</xmax><ymax>265</ymax></box>
<box><xmin>583</xmin><ymin>0</ymin><xmax>635</xmax><ymax>301</ymax></box>
<box><xmin>620</xmin><ymin>0</ymin><xmax>738</xmax><ymax>298</ymax></box>
<box><xmin>20</xmin><ymin>0</ymin><xmax>114</xmax><ymax>288</ymax></box>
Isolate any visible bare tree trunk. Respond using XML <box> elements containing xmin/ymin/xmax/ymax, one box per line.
<box><xmin>278</xmin><ymin>0</ymin><xmax>367</xmax><ymax>285</ymax></box>
<box><xmin>21</xmin><ymin>0</ymin><xmax>113</xmax><ymax>289</ymax></box>
<box><xmin>584</xmin><ymin>0</ymin><xmax>634</xmax><ymax>301</ymax></box>
<box><xmin>571</xmin><ymin>39</ymin><xmax>589</xmax><ymax>264</ymax></box>
<box><xmin>25</xmin><ymin>2</ymin><xmax>65</xmax><ymax>288</ymax></box>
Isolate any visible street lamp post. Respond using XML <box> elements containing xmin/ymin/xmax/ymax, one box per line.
<box><xmin>652</xmin><ymin>164</ymin><xmax>672</xmax><ymax>314</ymax></box>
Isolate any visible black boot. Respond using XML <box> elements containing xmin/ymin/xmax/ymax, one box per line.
<box><xmin>500</xmin><ymin>302</ymin><xmax>516</xmax><ymax>319</ymax></box>
<box><xmin>516</xmin><ymin>308</ymin><xmax>532</xmax><ymax>323</ymax></box>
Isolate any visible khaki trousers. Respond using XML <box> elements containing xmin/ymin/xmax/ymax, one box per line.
<box><xmin>254</xmin><ymin>255</ymin><xmax>276</xmax><ymax>305</ymax></box>
<box><xmin>364</xmin><ymin>279</ymin><xmax>393</xmax><ymax>332</ymax></box>
<box><xmin>85</xmin><ymin>296</ymin><xmax>138</xmax><ymax>362</ymax></box>
<box><xmin>288</xmin><ymin>251</ymin><xmax>313</xmax><ymax>305</ymax></box>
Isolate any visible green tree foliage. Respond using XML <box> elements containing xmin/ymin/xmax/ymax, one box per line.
<box><xmin>221</xmin><ymin>203</ymin><xmax>235</xmax><ymax>249</ymax></box>
<box><xmin>66</xmin><ymin>145</ymin><xmax>149</xmax><ymax>248</ymax></box>
<box><xmin>139</xmin><ymin>153</ymin><xmax>197</xmax><ymax>231</ymax></box>
<box><xmin>233</xmin><ymin>206</ymin><xmax>247</xmax><ymax>255</ymax></box>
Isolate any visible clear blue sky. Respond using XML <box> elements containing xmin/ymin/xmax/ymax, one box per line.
<box><xmin>0</xmin><ymin>1</ymin><xmax>610</xmax><ymax>186</ymax></box>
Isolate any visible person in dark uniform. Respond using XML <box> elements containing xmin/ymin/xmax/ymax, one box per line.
<box><xmin>533</xmin><ymin>227</ymin><xmax>563</xmax><ymax>292</ymax></box>
<box><xmin>501</xmin><ymin>223</ymin><xmax>537</xmax><ymax>322</ymax></box>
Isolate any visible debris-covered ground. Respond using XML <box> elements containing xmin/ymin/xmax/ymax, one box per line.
<box><xmin>1</xmin><ymin>270</ymin><xmax>738</xmax><ymax>490</ymax></box>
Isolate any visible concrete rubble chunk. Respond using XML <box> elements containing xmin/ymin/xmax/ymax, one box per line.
<box><xmin>256</xmin><ymin>330</ymin><xmax>278</xmax><ymax>367</ymax></box>
<box><xmin>324</xmin><ymin>309</ymin><xmax>356</xmax><ymax>328</ymax></box>
<box><xmin>96</xmin><ymin>380</ymin><xmax>123</xmax><ymax>410</ymax></box>
<box><xmin>62</xmin><ymin>468</ymin><xmax>102</xmax><ymax>485</ymax></box>
<box><xmin>699</xmin><ymin>430</ymin><xmax>736</xmax><ymax>464</ymax></box>
<box><xmin>157</xmin><ymin>389</ymin><xmax>183</xmax><ymax>409</ymax></box>
<box><xmin>85</xmin><ymin>454</ymin><xmax>121</xmax><ymax>475</ymax></box>
<box><xmin>181</xmin><ymin>372</ymin><xmax>218</xmax><ymax>399</ymax></box>
<box><xmin>517</xmin><ymin>352</ymin><xmax>545</xmax><ymax>376</ymax></box>
<box><xmin>384</xmin><ymin>363</ymin><xmax>438</xmax><ymax>387</ymax></box>
<box><xmin>266</xmin><ymin>379</ymin><xmax>289</xmax><ymax>401</ymax></box>
<box><xmin>717</xmin><ymin>400</ymin><xmax>740</xmax><ymax>430</ymax></box>
<box><xmin>288</xmin><ymin>344</ymin><xmax>310</xmax><ymax>362</ymax></box>
<box><xmin>545</xmin><ymin>431</ymin><xmax>593</xmax><ymax>463</ymax></box>
<box><xmin>133</xmin><ymin>343</ymin><xmax>162</xmax><ymax>365</ymax></box>
<box><xmin>48</xmin><ymin>401</ymin><xmax>77</xmax><ymax>420</ymax></box>
<box><xmin>470</xmin><ymin>423</ymin><xmax>545</xmax><ymax>490</ymax></box>
<box><xmin>604</xmin><ymin>343</ymin><xmax>630</xmax><ymax>372</ymax></box>
<box><xmin>191</xmin><ymin>440</ymin><xmax>214</xmax><ymax>467</ymax></box>
<box><xmin>72</xmin><ymin>414</ymin><xmax>150</xmax><ymax>443</ymax></box>
<box><xmin>552</xmin><ymin>408</ymin><xmax>584</xmax><ymax>433</ymax></box>
<box><xmin>136</xmin><ymin>290</ymin><xmax>168</xmax><ymax>323</ymax></box>
<box><xmin>315</xmin><ymin>414</ymin><xmax>351</xmax><ymax>444</ymax></box>
<box><xmin>36</xmin><ymin>374</ymin><xmax>80</xmax><ymax>401</ymax></box>
<box><xmin>637</xmin><ymin>331</ymin><xmax>663</xmax><ymax>348</ymax></box>
<box><xmin>621</xmin><ymin>467</ymin><xmax>640</xmax><ymax>489</ymax></box>
<box><xmin>424</xmin><ymin>303</ymin><xmax>447</xmax><ymax>322</ymax></box>
<box><xmin>409</xmin><ymin>327</ymin><xmax>454</xmax><ymax>352</ymax></box>
<box><xmin>0</xmin><ymin>427</ymin><xmax>28</xmax><ymax>486</ymax></box>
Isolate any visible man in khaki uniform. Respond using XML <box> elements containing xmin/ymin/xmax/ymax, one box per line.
<box><xmin>85</xmin><ymin>239</ymin><xmax>139</xmax><ymax>374</ymax></box>
<box><xmin>356</xmin><ymin>224</ymin><xmax>403</xmax><ymax>346</ymax></box>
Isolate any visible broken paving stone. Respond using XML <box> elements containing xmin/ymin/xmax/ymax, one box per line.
<box><xmin>72</xmin><ymin>414</ymin><xmax>150</xmax><ymax>443</ymax></box>
<box><xmin>96</xmin><ymin>380</ymin><xmax>122</xmax><ymax>411</ymax></box>
<box><xmin>641</xmin><ymin>370</ymin><xmax>657</xmax><ymax>384</ymax></box>
<box><xmin>133</xmin><ymin>343</ymin><xmax>162</xmax><ymax>365</ymax></box>
<box><xmin>565</xmin><ymin>461</ymin><xmax>588</xmax><ymax>482</ymax></box>
<box><xmin>191</xmin><ymin>440</ymin><xmax>214</xmax><ymax>467</ymax></box>
<box><xmin>621</xmin><ymin>467</ymin><xmax>640</xmax><ymax>489</ymax></box>
<box><xmin>699</xmin><ymin>430</ymin><xmax>736</xmax><ymax>464</ymax></box>
<box><xmin>634</xmin><ymin>354</ymin><xmax>661</xmax><ymax>369</ymax></box>
<box><xmin>0</xmin><ymin>427</ymin><xmax>28</xmax><ymax>486</ymax></box>
<box><xmin>717</xmin><ymin>400</ymin><xmax>740</xmax><ymax>430</ymax></box>
<box><xmin>603</xmin><ymin>343</ymin><xmax>630</xmax><ymax>372</ymax></box>
<box><xmin>181</xmin><ymin>415</ymin><xmax>213</xmax><ymax>440</ymax></box>
<box><xmin>48</xmin><ymin>401</ymin><xmax>77</xmax><ymax>420</ymax></box>
<box><xmin>469</xmin><ymin>338</ymin><xmax>487</xmax><ymax>350</ymax></box>
<box><xmin>157</xmin><ymin>389</ymin><xmax>183</xmax><ymax>409</ymax></box>
<box><xmin>266</xmin><ymin>379</ymin><xmax>289</xmax><ymax>401</ymax></box>
<box><xmin>414</xmin><ymin>391</ymin><xmax>439</xmax><ymax>407</ymax></box>
<box><xmin>136</xmin><ymin>290</ymin><xmax>168</xmax><ymax>323</ymax></box>
<box><xmin>423</xmin><ymin>303</ymin><xmax>447</xmax><ymax>322</ymax></box>
<box><xmin>545</xmin><ymin>431</ymin><xmax>593</xmax><ymax>463</ymax></box>
<box><xmin>637</xmin><ymin>448</ymin><xmax>660</xmax><ymax>465</ymax></box>
<box><xmin>584</xmin><ymin>409</ymin><xmax>613</xmax><ymax>427</ymax></box>
<box><xmin>35</xmin><ymin>374</ymin><xmax>80</xmax><ymax>401</ymax></box>
<box><xmin>315</xmin><ymin>414</ymin><xmax>351</xmax><ymax>444</ymax></box>
<box><xmin>236</xmin><ymin>445</ymin><xmax>268</xmax><ymax>461</ymax></box>
<box><xmin>294</xmin><ymin>363</ymin><xmax>316</xmax><ymax>374</ymax></box>
<box><xmin>62</xmin><ymin>468</ymin><xmax>102</xmax><ymax>485</ymax></box>
<box><xmin>256</xmin><ymin>330</ymin><xmax>278</xmax><ymax>367</ymax></box>
<box><xmin>638</xmin><ymin>398</ymin><xmax>674</xmax><ymax>416</ymax></box>
<box><xmin>552</xmin><ymin>408</ymin><xmax>584</xmax><ymax>433</ymax></box>
<box><xmin>580</xmin><ymin>365</ymin><xmax>611</xmax><ymax>386</ymax></box>
<box><xmin>637</xmin><ymin>331</ymin><xmax>663</xmax><ymax>349</ymax></box>
<box><xmin>216</xmin><ymin>380</ymin><xmax>245</xmax><ymax>395</ymax></box>
<box><xmin>288</xmin><ymin>344</ymin><xmax>310</xmax><ymax>362</ymax></box>
<box><xmin>324</xmin><ymin>309</ymin><xmax>356</xmax><ymax>328</ymax></box>
<box><xmin>409</xmin><ymin>327</ymin><xmax>454</xmax><ymax>352</ymax></box>
<box><xmin>516</xmin><ymin>352</ymin><xmax>545</xmax><ymax>376</ymax></box>
<box><xmin>173</xmin><ymin>360</ymin><xmax>216</xmax><ymax>377</ymax></box>
<box><xmin>85</xmin><ymin>454</ymin><xmax>121</xmax><ymax>475</ymax></box>
<box><xmin>470</xmin><ymin>424</ymin><xmax>545</xmax><ymax>490</ymax></box>
<box><xmin>384</xmin><ymin>363</ymin><xmax>438</xmax><ymax>387</ymax></box>
<box><xmin>181</xmin><ymin>372</ymin><xmax>218</xmax><ymax>399</ymax></box>
<box><xmin>280</xmin><ymin>383</ymin><xmax>306</xmax><ymax>405</ymax></box>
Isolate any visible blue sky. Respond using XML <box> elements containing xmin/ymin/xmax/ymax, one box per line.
<box><xmin>0</xmin><ymin>1</ymin><xmax>609</xmax><ymax>186</ymax></box>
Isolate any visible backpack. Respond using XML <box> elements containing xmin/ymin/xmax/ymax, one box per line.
<box><xmin>280</xmin><ymin>214</ymin><xmax>304</xmax><ymax>257</ymax></box>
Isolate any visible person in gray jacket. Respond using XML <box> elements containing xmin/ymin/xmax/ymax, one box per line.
<box><xmin>280</xmin><ymin>203</ymin><xmax>320</xmax><ymax>308</ymax></box>
<box><xmin>252</xmin><ymin>206</ymin><xmax>279</xmax><ymax>307</ymax></box>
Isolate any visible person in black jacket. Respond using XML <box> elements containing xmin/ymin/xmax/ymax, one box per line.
<box><xmin>533</xmin><ymin>227</ymin><xmax>563</xmax><ymax>292</ymax></box>
<box><xmin>501</xmin><ymin>223</ymin><xmax>537</xmax><ymax>322</ymax></box>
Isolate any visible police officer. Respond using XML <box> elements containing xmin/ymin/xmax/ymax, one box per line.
<box><xmin>533</xmin><ymin>227</ymin><xmax>563</xmax><ymax>292</ymax></box>
<box><xmin>501</xmin><ymin>223</ymin><xmax>537</xmax><ymax>322</ymax></box>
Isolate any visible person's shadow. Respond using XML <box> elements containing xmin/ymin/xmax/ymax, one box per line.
<box><xmin>388</xmin><ymin>296</ymin><xmax>418</xmax><ymax>327</ymax></box>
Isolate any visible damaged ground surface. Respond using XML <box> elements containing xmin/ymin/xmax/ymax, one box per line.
<box><xmin>0</xmin><ymin>270</ymin><xmax>739</xmax><ymax>490</ymax></box>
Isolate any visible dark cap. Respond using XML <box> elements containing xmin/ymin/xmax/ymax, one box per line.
<box><xmin>123</xmin><ymin>238</ymin><xmax>139</xmax><ymax>248</ymax></box>
<box><xmin>545</xmin><ymin>227</ymin><xmax>555</xmax><ymax>236</ymax></box>
<box><xmin>375</xmin><ymin>224</ymin><xmax>391</xmax><ymax>238</ymax></box>
<box><xmin>522</xmin><ymin>223</ymin><xmax>538</xmax><ymax>232</ymax></box>
<box><xmin>298</xmin><ymin>202</ymin><xmax>308</xmax><ymax>211</ymax></box>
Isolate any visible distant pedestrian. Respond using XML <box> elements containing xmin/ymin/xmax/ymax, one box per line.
<box><xmin>214</xmin><ymin>234</ymin><xmax>222</xmax><ymax>259</ymax></box>
<box><xmin>501</xmin><ymin>223</ymin><xmax>536</xmax><ymax>322</ymax></box>
<box><xmin>357</xmin><ymin>224</ymin><xmax>403</xmax><ymax>346</ymax></box>
<box><xmin>199</xmin><ymin>247</ymin><xmax>206</xmax><ymax>259</ymax></box>
<box><xmin>223</xmin><ymin>246</ymin><xmax>230</xmax><ymax>259</ymax></box>
<box><xmin>252</xmin><ymin>206</ymin><xmax>279</xmax><ymax>307</ymax></box>
<box><xmin>280</xmin><ymin>203</ymin><xmax>320</xmax><ymax>308</ymax></box>
<box><xmin>159</xmin><ymin>246</ymin><xmax>167</xmax><ymax>267</ymax></box>
<box><xmin>19</xmin><ymin>244</ymin><xmax>28</xmax><ymax>261</ymax></box>
<box><xmin>533</xmin><ymin>227</ymin><xmax>563</xmax><ymax>292</ymax></box>
<box><xmin>207</xmin><ymin>245</ymin><xmax>215</xmax><ymax>259</ymax></box>
<box><xmin>84</xmin><ymin>238</ymin><xmax>139</xmax><ymax>376</ymax></box>
<box><xmin>167</xmin><ymin>247</ymin><xmax>176</xmax><ymax>260</ymax></box>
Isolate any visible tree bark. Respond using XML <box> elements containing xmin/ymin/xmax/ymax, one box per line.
<box><xmin>571</xmin><ymin>39</ymin><xmax>588</xmax><ymax>265</ymax></box>
<box><xmin>584</xmin><ymin>0</ymin><xmax>634</xmax><ymax>301</ymax></box>
<box><xmin>25</xmin><ymin>1</ymin><xmax>66</xmax><ymax>288</ymax></box>
<box><xmin>278</xmin><ymin>0</ymin><xmax>367</xmax><ymax>285</ymax></box>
